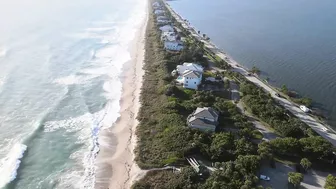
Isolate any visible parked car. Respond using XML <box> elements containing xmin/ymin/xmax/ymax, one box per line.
<box><xmin>300</xmin><ymin>105</ymin><xmax>310</xmax><ymax>113</ymax></box>
<box><xmin>275</xmin><ymin>93</ymin><xmax>280</xmax><ymax>97</ymax></box>
<box><xmin>260</xmin><ymin>175</ymin><xmax>270</xmax><ymax>181</ymax></box>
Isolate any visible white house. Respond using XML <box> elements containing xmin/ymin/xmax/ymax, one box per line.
<box><xmin>161</xmin><ymin>31</ymin><xmax>176</xmax><ymax>41</ymax></box>
<box><xmin>154</xmin><ymin>10</ymin><xmax>165</xmax><ymax>15</ymax></box>
<box><xmin>164</xmin><ymin>41</ymin><xmax>184</xmax><ymax>52</ymax></box>
<box><xmin>176</xmin><ymin>63</ymin><xmax>204</xmax><ymax>74</ymax></box>
<box><xmin>152</xmin><ymin>2</ymin><xmax>161</xmax><ymax>8</ymax></box>
<box><xmin>157</xmin><ymin>16</ymin><xmax>168</xmax><ymax>21</ymax></box>
<box><xmin>176</xmin><ymin>70</ymin><xmax>202</xmax><ymax>89</ymax></box>
<box><xmin>157</xmin><ymin>19</ymin><xmax>170</xmax><ymax>25</ymax></box>
<box><xmin>159</xmin><ymin>25</ymin><xmax>174</xmax><ymax>32</ymax></box>
<box><xmin>187</xmin><ymin>107</ymin><xmax>219</xmax><ymax>132</ymax></box>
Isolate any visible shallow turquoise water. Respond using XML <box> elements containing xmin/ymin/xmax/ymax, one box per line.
<box><xmin>0</xmin><ymin>0</ymin><xmax>146</xmax><ymax>188</ymax></box>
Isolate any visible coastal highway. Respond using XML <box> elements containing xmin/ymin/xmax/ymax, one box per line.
<box><xmin>164</xmin><ymin>2</ymin><xmax>336</xmax><ymax>146</ymax></box>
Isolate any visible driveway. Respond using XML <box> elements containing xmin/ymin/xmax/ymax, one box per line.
<box><xmin>260</xmin><ymin>163</ymin><xmax>329</xmax><ymax>189</ymax></box>
<box><xmin>237</xmin><ymin>102</ymin><xmax>279</xmax><ymax>141</ymax></box>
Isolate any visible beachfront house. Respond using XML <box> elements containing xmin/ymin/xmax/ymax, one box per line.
<box><xmin>159</xmin><ymin>25</ymin><xmax>174</xmax><ymax>32</ymax></box>
<box><xmin>161</xmin><ymin>31</ymin><xmax>176</xmax><ymax>41</ymax></box>
<box><xmin>154</xmin><ymin>10</ymin><xmax>165</xmax><ymax>15</ymax></box>
<box><xmin>187</xmin><ymin>107</ymin><xmax>219</xmax><ymax>132</ymax></box>
<box><xmin>152</xmin><ymin>2</ymin><xmax>161</xmax><ymax>8</ymax></box>
<box><xmin>176</xmin><ymin>70</ymin><xmax>202</xmax><ymax>89</ymax></box>
<box><xmin>164</xmin><ymin>41</ymin><xmax>184</xmax><ymax>52</ymax></box>
<box><xmin>157</xmin><ymin>18</ymin><xmax>170</xmax><ymax>25</ymax></box>
<box><xmin>176</xmin><ymin>63</ymin><xmax>204</xmax><ymax>74</ymax></box>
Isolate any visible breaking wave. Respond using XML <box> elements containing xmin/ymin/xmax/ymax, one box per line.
<box><xmin>0</xmin><ymin>143</ymin><xmax>27</xmax><ymax>188</ymax></box>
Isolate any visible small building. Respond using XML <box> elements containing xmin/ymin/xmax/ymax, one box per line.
<box><xmin>164</xmin><ymin>41</ymin><xmax>184</xmax><ymax>52</ymax></box>
<box><xmin>157</xmin><ymin>19</ymin><xmax>170</xmax><ymax>25</ymax></box>
<box><xmin>152</xmin><ymin>2</ymin><xmax>161</xmax><ymax>8</ymax></box>
<box><xmin>157</xmin><ymin>16</ymin><xmax>168</xmax><ymax>21</ymax></box>
<box><xmin>176</xmin><ymin>63</ymin><xmax>204</xmax><ymax>74</ymax></box>
<box><xmin>161</xmin><ymin>31</ymin><xmax>176</xmax><ymax>41</ymax></box>
<box><xmin>159</xmin><ymin>25</ymin><xmax>174</xmax><ymax>32</ymax></box>
<box><xmin>154</xmin><ymin>10</ymin><xmax>165</xmax><ymax>15</ymax></box>
<box><xmin>187</xmin><ymin>107</ymin><xmax>219</xmax><ymax>132</ymax></box>
<box><xmin>176</xmin><ymin>70</ymin><xmax>202</xmax><ymax>89</ymax></box>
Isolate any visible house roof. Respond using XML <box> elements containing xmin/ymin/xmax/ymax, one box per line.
<box><xmin>182</xmin><ymin>63</ymin><xmax>204</xmax><ymax>72</ymax></box>
<box><xmin>160</xmin><ymin>25</ymin><xmax>174</xmax><ymax>32</ymax></box>
<box><xmin>161</xmin><ymin>31</ymin><xmax>177</xmax><ymax>42</ymax></box>
<box><xmin>157</xmin><ymin>16</ymin><xmax>168</xmax><ymax>20</ymax></box>
<box><xmin>193</xmin><ymin>107</ymin><xmax>218</xmax><ymax>120</ymax></box>
<box><xmin>188</xmin><ymin>116</ymin><xmax>218</xmax><ymax>129</ymax></box>
<box><xmin>182</xmin><ymin>70</ymin><xmax>201</xmax><ymax>79</ymax></box>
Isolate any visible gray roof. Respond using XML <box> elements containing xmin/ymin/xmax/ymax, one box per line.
<box><xmin>183</xmin><ymin>70</ymin><xmax>201</xmax><ymax>78</ymax></box>
<box><xmin>193</xmin><ymin>107</ymin><xmax>218</xmax><ymax>120</ymax></box>
<box><xmin>188</xmin><ymin>116</ymin><xmax>218</xmax><ymax>128</ymax></box>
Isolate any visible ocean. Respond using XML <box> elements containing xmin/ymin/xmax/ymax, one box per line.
<box><xmin>0</xmin><ymin>0</ymin><xmax>146</xmax><ymax>188</ymax></box>
<box><xmin>168</xmin><ymin>0</ymin><xmax>336</xmax><ymax>128</ymax></box>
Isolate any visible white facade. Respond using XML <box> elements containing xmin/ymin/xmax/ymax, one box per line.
<box><xmin>176</xmin><ymin>63</ymin><xmax>204</xmax><ymax>74</ymax></box>
<box><xmin>154</xmin><ymin>10</ymin><xmax>165</xmax><ymax>15</ymax></box>
<box><xmin>159</xmin><ymin>25</ymin><xmax>174</xmax><ymax>32</ymax></box>
<box><xmin>152</xmin><ymin>2</ymin><xmax>160</xmax><ymax>8</ymax></box>
<box><xmin>161</xmin><ymin>31</ymin><xmax>176</xmax><ymax>41</ymax></box>
<box><xmin>164</xmin><ymin>41</ymin><xmax>184</xmax><ymax>51</ymax></box>
<box><xmin>157</xmin><ymin>19</ymin><xmax>170</xmax><ymax>25</ymax></box>
<box><xmin>177</xmin><ymin>70</ymin><xmax>202</xmax><ymax>89</ymax></box>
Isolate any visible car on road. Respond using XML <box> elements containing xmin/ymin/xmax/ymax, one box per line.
<box><xmin>322</xmin><ymin>127</ymin><xmax>329</xmax><ymax>132</ymax></box>
<box><xmin>300</xmin><ymin>105</ymin><xmax>310</xmax><ymax>113</ymax></box>
<box><xmin>260</xmin><ymin>175</ymin><xmax>271</xmax><ymax>181</ymax></box>
<box><xmin>275</xmin><ymin>93</ymin><xmax>280</xmax><ymax>97</ymax></box>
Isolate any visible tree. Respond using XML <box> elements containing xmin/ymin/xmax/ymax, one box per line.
<box><xmin>234</xmin><ymin>138</ymin><xmax>256</xmax><ymax>156</ymax></box>
<box><xmin>203</xmin><ymin>33</ymin><xmax>206</xmax><ymax>38</ymax></box>
<box><xmin>210</xmin><ymin>133</ymin><xmax>235</xmax><ymax>161</ymax></box>
<box><xmin>300</xmin><ymin>158</ymin><xmax>312</xmax><ymax>172</ymax></box>
<box><xmin>270</xmin><ymin>137</ymin><xmax>300</xmax><ymax>156</ymax></box>
<box><xmin>288</xmin><ymin>172</ymin><xmax>304</xmax><ymax>189</ymax></box>
<box><xmin>325</xmin><ymin>174</ymin><xmax>336</xmax><ymax>189</ymax></box>
<box><xmin>299</xmin><ymin>136</ymin><xmax>333</xmax><ymax>159</ymax></box>
<box><xmin>281</xmin><ymin>84</ymin><xmax>288</xmax><ymax>94</ymax></box>
<box><xmin>198</xmin><ymin>30</ymin><xmax>200</xmax><ymax>34</ymax></box>
<box><xmin>258</xmin><ymin>141</ymin><xmax>273</xmax><ymax>160</ymax></box>
<box><xmin>235</xmin><ymin>155</ymin><xmax>261</xmax><ymax>175</ymax></box>
<box><xmin>250</xmin><ymin>66</ymin><xmax>260</xmax><ymax>75</ymax></box>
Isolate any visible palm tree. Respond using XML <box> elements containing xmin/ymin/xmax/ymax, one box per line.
<box><xmin>300</xmin><ymin>158</ymin><xmax>312</xmax><ymax>173</ymax></box>
<box><xmin>288</xmin><ymin>172</ymin><xmax>304</xmax><ymax>189</ymax></box>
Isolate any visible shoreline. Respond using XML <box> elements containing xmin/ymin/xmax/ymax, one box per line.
<box><xmin>94</xmin><ymin>3</ymin><xmax>148</xmax><ymax>189</ymax></box>
<box><xmin>164</xmin><ymin>2</ymin><xmax>336</xmax><ymax>146</ymax></box>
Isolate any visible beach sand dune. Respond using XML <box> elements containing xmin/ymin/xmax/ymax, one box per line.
<box><xmin>95</xmin><ymin>6</ymin><xmax>148</xmax><ymax>189</ymax></box>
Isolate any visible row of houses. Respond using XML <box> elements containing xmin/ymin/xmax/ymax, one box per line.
<box><xmin>153</xmin><ymin>2</ymin><xmax>219</xmax><ymax>132</ymax></box>
<box><xmin>153</xmin><ymin>2</ymin><xmax>184</xmax><ymax>52</ymax></box>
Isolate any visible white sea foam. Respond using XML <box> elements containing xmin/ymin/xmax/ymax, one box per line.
<box><xmin>0</xmin><ymin>143</ymin><xmax>27</xmax><ymax>188</ymax></box>
<box><xmin>48</xmin><ymin>0</ymin><xmax>146</xmax><ymax>188</ymax></box>
<box><xmin>0</xmin><ymin>47</ymin><xmax>7</xmax><ymax>58</ymax></box>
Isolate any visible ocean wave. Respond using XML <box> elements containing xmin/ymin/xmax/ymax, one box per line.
<box><xmin>0</xmin><ymin>143</ymin><xmax>27</xmax><ymax>188</ymax></box>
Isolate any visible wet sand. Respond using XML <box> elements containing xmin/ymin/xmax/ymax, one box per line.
<box><xmin>94</xmin><ymin>4</ymin><xmax>148</xmax><ymax>189</ymax></box>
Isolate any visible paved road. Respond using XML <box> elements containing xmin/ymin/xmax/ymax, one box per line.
<box><xmin>237</xmin><ymin>102</ymin><xmax>279</xmax><ymax>141</ymax></box>
<box><xmin>260</xmin><ymin>162</ymin><xmax>329</xmax><ymax>189</ymax></box>
<box><xmin>165</xmin><ymin>2</ymin><xmax>336</xmax><ymax>146</ymax></box>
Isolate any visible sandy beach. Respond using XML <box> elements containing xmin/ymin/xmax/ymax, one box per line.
<box><xmin>94</xmin><ymin>4</ymin><xmax>148</xmax><ymax>189</ymax></box>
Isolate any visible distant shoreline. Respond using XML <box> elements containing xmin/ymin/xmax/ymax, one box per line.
<box><xmin>164</xmin><ymin>1</ymin><xmax>336</xmax><ymax>145</ymax></box>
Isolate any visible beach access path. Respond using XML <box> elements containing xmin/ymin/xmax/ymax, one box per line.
<box><xmin>164</xmin><ymin>2</ymin><xmax>336</xmax><ymax>146</ymax></box>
